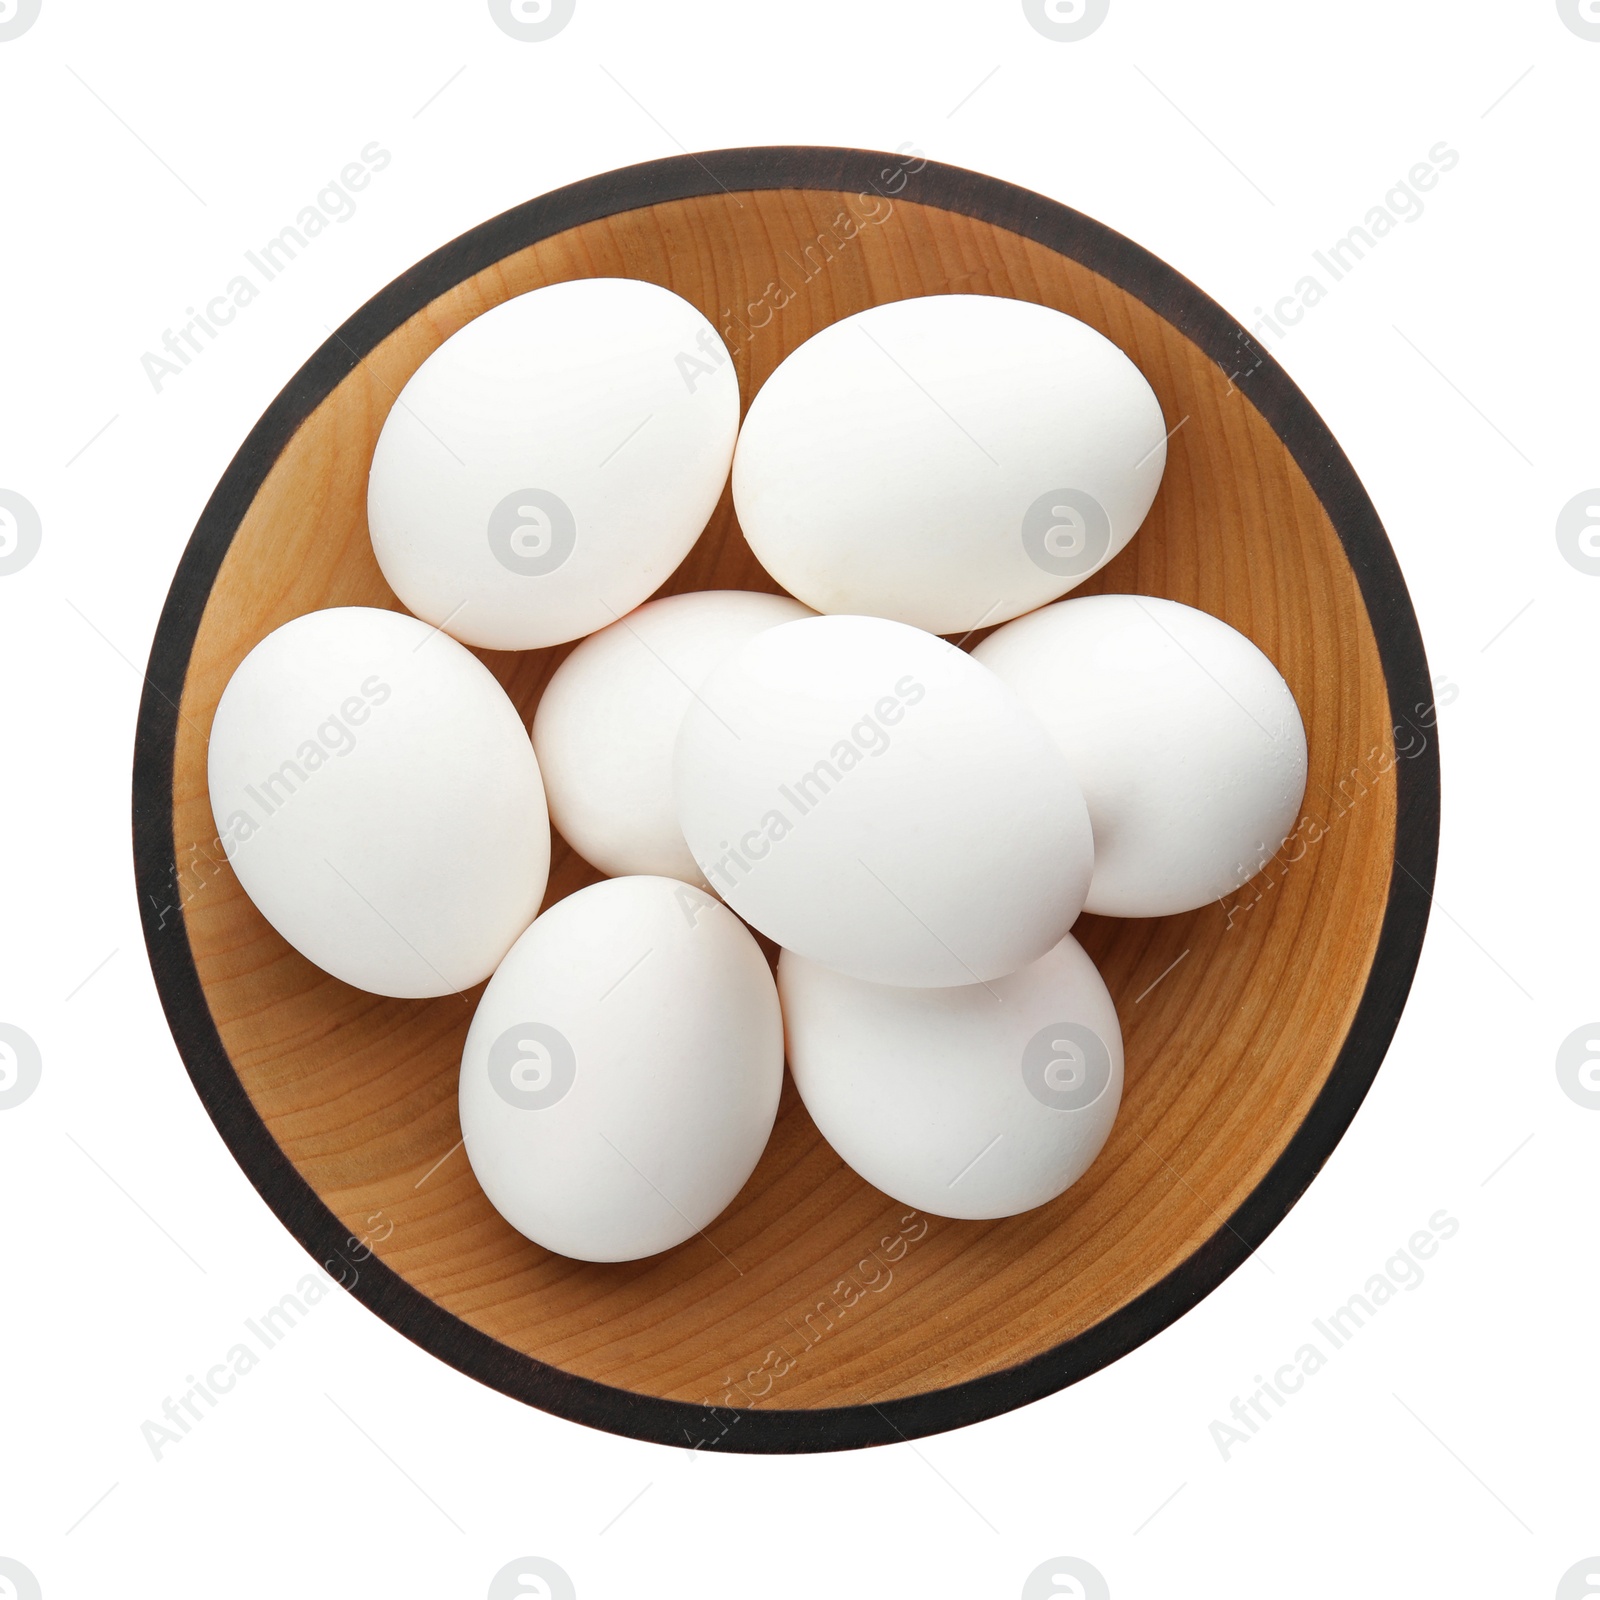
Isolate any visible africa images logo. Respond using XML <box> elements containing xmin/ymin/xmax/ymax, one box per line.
<box><xmin>1021</xmin><ymin>1023</ymin><xmax>1112</xmax><ymax>1110</ymax></box>
<box><xmin>0</xmin><ymin>490</ymin><xmax>42</xmax><ymax>577</ymax></box>
<box><xmin>1022</xmin><ymin>0</ymin><xmax>1109</xmax><ymax>42</ymax></box>
<box><xmin>0</xmin><ymin>1559</ymin><xmax>41</xmax><ymax>1600</ymax></box>
<box><xmin>0</xmin><ymin>1024</ymin><xmax>42</xmax><ymax>1111</ymax></box>
<box><xmin>0</xmin><ymin>0</ymin><xmax>41</xmax><ymax>42</ymax></box>
<box><xmin>489</xmin><ymin>1022</ymin><xmax>577</xmax><ymax>1110</ymax></box>
<box><xmin>1022</xmin><ymin>488</ymin><xmax>1110</xmax><ymax>578</ymax></box>
<box><xmin>488</xmin><ymin>488</ymin><xmax>576</xmax><ymax>576</ymax></box>
<box><xmin>488</xmin><ymin>0</ymin><xmax>575</xmax><ymax>42</ymax></box>
<box><xmin>487</xmin><ymin>1557</ymin><xmax>575</xmax><ymax>1599</ymax></box>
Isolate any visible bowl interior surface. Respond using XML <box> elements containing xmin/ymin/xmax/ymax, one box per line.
<box><xmin>165</xmin><ymin>182</ymin><xmax>1398</xmax><ymax>1420</ymax></box>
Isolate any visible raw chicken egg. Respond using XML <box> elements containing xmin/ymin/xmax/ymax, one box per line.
<box><xmin>459</xmin><ymin>875</ymin><xmax>783</xmax><ymax>1262</ymax></box>
<box><xmin>732</xmin><ymin>293</ymin><xmax>1167</xmax><ymax>635</ymax></box>
<box><xmin>368</xmin><ymin>277</ymin><xmax>740</xmax><ymax>650</ymax></box>
<box><xmin>974</xmin><ymin>594</ymin><xmax>1308</xmax><ymax>917</ymax></box>
<box><xmin>673</xmin><ymin>613</ymin><xmax>1094</xmax><ymax>987</ymax></box>
<box><xmin>533</xmin><ymin>589</ymin><xmax>812</xmax><ymax>884</ymax></box>
<box><xmin>781</xmin><ymin>932</ymin><xmax>1123</xmax><ymax>1220</ymax></box>
<box><xmin>207</xmin><ymin>606</ymin><xmax>549</xmax><ymax>997</ymax></box>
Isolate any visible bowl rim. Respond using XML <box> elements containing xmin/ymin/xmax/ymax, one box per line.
<box><xmin>131</xmin><ymin>144</ymin><xmax>1439</xmax><ymax>1454</ymax></box>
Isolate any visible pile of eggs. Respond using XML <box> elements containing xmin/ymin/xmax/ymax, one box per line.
<box><xmin>208</xmin><ymin>279</ymin><xmax>1308</xmax><ymax>1263</ymax></box>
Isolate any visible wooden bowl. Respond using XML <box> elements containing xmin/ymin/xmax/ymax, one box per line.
<box><xmin>132</xmin><ymin>147</ymin><xmax>1438</xmax><ymax>1452</ymax></box>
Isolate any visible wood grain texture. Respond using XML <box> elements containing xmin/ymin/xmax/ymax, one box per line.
<box><xmin>166</xmin><ymin>185</ymin><xmax>1397</xmax><ymax>1414</ymax></box>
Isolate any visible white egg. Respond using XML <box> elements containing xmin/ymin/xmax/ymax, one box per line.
<box><xmin>673</xmin><ymin>614</ymin><xmax>1094</xmax><ymax>987</ymax></box>
<box><xmin>731</xmin><ymin>293</ymin><xmax>1168</xmax><ymax>635</ymax></box>
<box><xmin>368</xmin><ymin>277</ymin><xmax>740</xmax><ymax>651</ymax></box>
<box><xmin>974</xmin><ymin>594</ymin><xmax>1308</xmax><ymax>917</ymax></box>
<box><xmin>458</xmin><ymin>876</ymin><xmax>783</xmax><ymax>1262</ymax></box>
<box><xmin>781</xmin><ymin>933</ymin><xmax>1123</xmax><ymax>1220</ymax></box>
<box><xmin>207</xmin><ymin>607</ymin><xmax>549</xmax><ymax>997</ymax></box>
<box><xmin>532</xmin><ymin>589</ymin><xmax>813</xmax><ymax>885</ymax></box>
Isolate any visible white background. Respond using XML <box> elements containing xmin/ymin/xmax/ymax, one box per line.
<box><xmin>1</xmin><ymin>2</ymin><xmax>1595</xmax><ymax>1596</ymax></box>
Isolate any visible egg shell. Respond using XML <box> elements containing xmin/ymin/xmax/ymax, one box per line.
<box><xmin>973</xmin><ymin>593</ymin><xmax>1309</xmax><ymax>917</ymax></box>
<box><xmin>458</xmin><ymin>876</ymin><xmax>784</xmax><ymax>1263</ymax></box>
<box><xmin>780</xmin><ymin>933</ymin><xmax>1124</xmax><ymax>1220</ymax></box>
<box><xmin>673</xmin><ymin>613</ymin><xmax>1095</xmax><ymax>987</ymax></box>
<box><xmin>532</xmin><ymin>589</ymin><xmax>814</xmax><ymax>885</ymax></box>
<box><xmin>367</xmin><ymin>277</ymin><xmax>740</xmax><ymax>650</ymax></box>
<box><xmin>731</xmin><ymin>293</ymin><xmax>1168</xmax><ymax>635</ymax></box>
<box><xmin>207</xmin><ymin>606</ymin><xmax>549</xmax><ymax>997</ymax></box>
